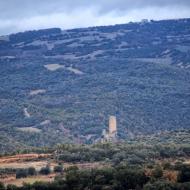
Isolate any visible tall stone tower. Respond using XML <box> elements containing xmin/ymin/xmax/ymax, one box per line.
<box><xmin>100</xmin><ymin>116</ymin><xmax>117</xmax><ymax>143</ymax></box>
<box><xmin>109</xmin><ymin>116</ymin><xmax>117</xmax><ymax>139</ymax></box>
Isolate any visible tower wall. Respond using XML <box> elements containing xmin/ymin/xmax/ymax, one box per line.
<box><xmin>109</xmin><ymin>116</ymin><xmax>117</xmax><ymax>134</ymax></box>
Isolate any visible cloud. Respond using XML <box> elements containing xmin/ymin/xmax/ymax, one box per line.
<box><xmin>0</xmin><ymin>0</ymin><xmax>190</xmax><ymax>35</ymax></box>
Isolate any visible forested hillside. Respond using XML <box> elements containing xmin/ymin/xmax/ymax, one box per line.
<box><xmin>0</xmin><ymin>18</ymin><xmax>190</xmax><ymax>150</ymax></box>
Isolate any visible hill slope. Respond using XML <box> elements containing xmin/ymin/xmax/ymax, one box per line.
<box><xmin>0</xmin><ymin>18</ymin><xmax>190</xmax><ymax>151</ymax></box>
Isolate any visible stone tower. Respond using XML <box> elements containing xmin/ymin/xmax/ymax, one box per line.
<box><xmin>109</xmin><ymin>116</ymin><xmax>117</xmax><ymax>139</ymax></box>
<box><xmin>100</xmin><ymin>116</ymin><xmax>117</xmax><ymax>143</ymax></box>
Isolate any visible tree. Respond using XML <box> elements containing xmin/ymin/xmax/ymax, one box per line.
<box><xmin>16</xmin><ymin>169</ymin><xmax>28</xmax><ymax>179</ymax></box>
<box><xmin>0</xmin><ymin>182</ymin><xmax>5</xmax><ymax>190</ymax></box>
<box><xmin>6</xmin><ymin>184</ymin><xmax>18</xmax><ymax>190</ymax></box>
<box><xmin>143</xmin><ymin>181</ymin><xmax>174</xmax><ymax>190</ymax></box>
<box><xmin>28</xmin><ymin>167</ymin><xmax>36</xmax><ymax>176</ymax></box>
<box><xmin>152</xmin><ymin>166</ymin><xmax>163</xmax><ymax>179</ymax></box>
<box><xmin>115</xmin><ymin>168</ymin><xmax>149</xmax><ymax>189</ymax></box>
<box><xmin>162</xmin><ymin>162</ymin><xmax>172</xmax><ymax>170</ymax></box>
<box><xmin>177</xmin><ymin>164</ymin><xmax>190</xmax><ymax>183</ymax></box>
<box><xmin>54</xmin><ymin>164</ymin><xmax>63</xmax><ymax>173</ymax></box>
<box><xmin>39</xmin><ymin>165</ymin><xmax>51</xmax><ymax>175</ymax></box>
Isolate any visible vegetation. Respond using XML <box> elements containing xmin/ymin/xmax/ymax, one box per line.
<box><xmin>54</xmin><ymin>164</ymin><xmax>63</xmax><ymax>173</ymax></box>
<box><xmin>0</xmin><ymin>18</ymin><xmax>190</xmax><ymax>151</ymax></box>
<box><xmin>53</xmin><ymin>134</ymin><xmax>190</xmax><ymax>164</ymax></box>
<box><xmin>0</xmin><ymin>182</ymin><xmax>5</xmax><ymax>190</ymax></box>
<box><xmin>1</xmin><ymin>139</ymin><xmax>190</xmax><ymax>189</ymax></box>
<box><xmin>16</xmin><ymin>169</ymin><xmax>28</xmax><ymax>179</ymax></box>
<box><xmin>0</xmin><ymin>18</ymin><xmax>190</xmax><ymax>189</ymax></box>
<box><xmin>27</xmin><ymin>167</ymin><xmax>37</xmax><ymax>176</ymax></box>
<box><xmin>2</xmin><ymin>163</ymin><xmax>190</xmax><ymax>189</ymax></box>
<box><xmin>152</xmin><ymin>166</ymin><xmax>163</xmax><ymax>179</ymax></box>
<box><xmin>177</xmin><ymin>165</ymin><xmax>190</xmax><ymax>183</ymax></box>
<box><xmin>39</xmin><ymin>165</ymin><xmax>51</xmax><ymax>175</ymax></box>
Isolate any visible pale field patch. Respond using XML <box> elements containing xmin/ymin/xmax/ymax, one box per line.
<box><xmin>44</xmin><ymin>64</ymin><xmax>65</xmax><ymax>71</ymax></box>
<box><xmin>16</xmin><ymin>127</ymin><xmax>41</xmax><ymax>133</ymax></box>
<box><xmin>44</xmin><ymin>64</ymin><xmax>84</xmax><ymax>74</ymax></box>
<box><xmin>29</xmin><ymin>89</ymin><xmax>46</xmax><ymax>96</ymax></box>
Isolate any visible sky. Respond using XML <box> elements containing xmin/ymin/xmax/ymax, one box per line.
<box><xmin>0</xmin><ymin>0</ymin><xmax>190</xmax><ymax>35</ymax></box>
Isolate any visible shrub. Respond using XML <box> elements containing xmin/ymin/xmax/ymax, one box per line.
<box><xmin>162</xmin><ymin>162</ymin><xmax>173</xmax><ymax>170</ymax></box>
<box><xmin>152</xmin><ymin>166</ymin><xmax>163</xmax><ymax>179</ymax></box>
<box><xmin>28</xmin><ymin>167</ymin><xmax>36</xmax><ymax>176</ymax></box>
<box><xmin>16</xmin><ymin>169</ymin><xmax>28</xmax><ymax>179</ymax></box>
<box><xmin>177</xmin><ymin>164</ymin><xmax>190</xmax><ymax>183</ymax></box>
<box><xmin>174</xmin><ymin>161</ymin><xmax>184</xmax><ymax>170</ymax></box>
<box><xmin>39</xmin><ymin>165</ymin><xmax>51</xmax><ymax>175</ymax></box>
<box><xmin>54</xmin><ymin>165</ymin><xmax>63</xmax><ymax>173</ymax></box>
<box><xmin>143</xmin><ymin>181</ymin><xmax>174</xmax><ymax>190</ymax></box>
<box><xmin>0</xmin><ymin>182</ymin><xmax>5</xmax><ymax>190</ymax></box>
<box><xmin>6</xmin><ymin>184</ymin><xmax>18</xmax><ymax>190</ymax></box>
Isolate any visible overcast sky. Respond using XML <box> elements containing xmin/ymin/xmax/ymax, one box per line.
<box><xmin>0</xmin><ymin>0</ymin><xmax>190</xmax><ymax>35</ymax></box>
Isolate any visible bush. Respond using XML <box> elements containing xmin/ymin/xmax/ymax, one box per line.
<box><xmin>143</xmin><ymin>181</ymin><xmax>174</xmax><ymax>190</ymax></box>
<box><xmin>6</xmin><ymin>184</ymin><xmax>18</xmax><ymax>190</ymax></box>
<box><xmin>54</xmin><ymin>165</ymin><xmax>63</xmax><ymax>173</ymax></box>
<box><xmin>177</xmin><ymin>164</ymin><xmax>190</xmax><ymax>183</ymax></box>
<box><xmin>39</xmin><ymin>165</ymin><xmax>51</xmax><ymax>175</ymax></box>
<box><xmin>162</xmin><ymin>162</ymin><xmax>172</xmax><ymax>170</ymax></box>
<box><xmin>0</xmin><ymin>182</ymin><xmax>5</xmax><ymax>190</ymax></box>
<box><xmin>115</xmin><ymin>168</ymin><xmax>149</xmax><ymax>189</ymax></box>
<box><xmin>174</xmin><ymin>161</ymin><xmax>184</xmax><ymax>170</ymax></box>
<box><xmin>16</xmin><ymin>169</ymin><xmax>28</xmax><ymax>179</ymax></box>
<box><xmin>152</xmin><ymin>166</ymin><xmax>163</xmax><ymax>179</ymax></box>
<box><xmin>28</xmin><ymin>167</ymin><xmax>36</xmax><ymax>176</ymax></box>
